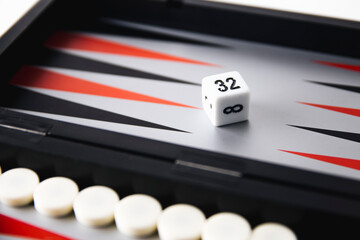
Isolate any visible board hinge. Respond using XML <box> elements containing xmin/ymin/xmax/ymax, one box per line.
<box><xmin>175</xmin><ymin>159</ymin><xmax>242</xmax><ymax>178</ymax></box>
<box><xmin>0</xmin><ymin>112</ymin><xmax>51</xmax><ymax>136</ymax></box>
<box><xmin>174</xmin><ymin>151</ymin><xmax>245</xmax><ymax>181</ymax></box>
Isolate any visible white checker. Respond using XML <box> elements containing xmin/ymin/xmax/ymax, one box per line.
<box><xmin>73</xmin><ymin>186</ymin><xmax>119</xmax><ymax>227</ymax></box>
<box><xmin>33</xmin><ymin>177</ymin><xmax>79</xmax><ymax>217</ymax></box>
<box><xmin>250</xmin><ymin>223</ymin><xmax>297</xmax><ymax>240</ymax></box>
<box><xmin>114</xmin><ymin>194</ymin><xmax>162</xmax><ymax>237</ymax></box>
<box><xmin>0</xmin><ymin>168</ymin><xmax>39</xmax><ymax>206</ymax></box>
<box><xmin>202</xmin><ymin>212</ymin><xmax>252</xmax><ymax>240</ymax></box>
<box><xmin>157</xmin><ymin>204</ymin><xmax>206</xmax><ymax>240</ymax></box>
<box><xmin>202</xmin><ymin>71</ymin><xmax>250</xmax><ymax>126</ymax></box>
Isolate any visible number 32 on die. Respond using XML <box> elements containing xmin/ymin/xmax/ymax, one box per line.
<box><xmin>214</xmin><ymin>78</ymin><xmax>240</xmax><ymax>92</ymax></box>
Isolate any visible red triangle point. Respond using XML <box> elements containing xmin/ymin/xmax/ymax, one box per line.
<box><xmin>299</xmin><ymin>102</ymin><xmax>360</xmax><ymax>117</ymax></box>
<box><xmin>279</xmin><ymin>149</ymin><xmax>360</xmax><ymax>171</ymax></box>
<box><xmin>10</xmin><ymin>66</ymin><xmax>199</xmax><ymax>109</ymax></box>
<box><xmin>314</xmin><ymin>60</ymin><xmax>360</xmax><ymax>73</ymax></box>
<box><xmin>0</xmin><ymin>214</ymin><xmax>73</xmax><ymax>240</ymax></box>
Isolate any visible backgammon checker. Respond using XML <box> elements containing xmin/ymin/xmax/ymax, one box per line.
<box><xmin>114</xmin><ymin>194</ymin><xmax>162</xmax><ymax>237</ymax></box>
<box><xmin>73</xmin><ymin>186</ymin><xmax>119</xmax><ymax>227</ymax></box>
<box><xmin>33</xmin><ymin>176</ymin><xmax>79</xmax><ymax>217</ymax></box>
<box><xmin>0</xmin><ymin>168</ymin><xmax>39</xmax><ymax>207</ymax></box>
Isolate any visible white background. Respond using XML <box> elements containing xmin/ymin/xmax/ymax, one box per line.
<box><xmin>1</xmin><ymin>0</ymin><xmax>359</xmax><ymax>39</ymax></box>
<box><xmin>208</xmin><ymin>0</ymin><xmax>360</xmax><ymax>22</ymax></box>
<box><xmin>0</xmin><ymin>0</ymin><xmax>39</xmax><ymax>38</ymax></box>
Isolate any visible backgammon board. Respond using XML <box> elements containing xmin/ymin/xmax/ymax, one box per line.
<box><xmin>0</xmin><ymin>0</ymin><xmax>359</xmax><ymax>239</ymax></box>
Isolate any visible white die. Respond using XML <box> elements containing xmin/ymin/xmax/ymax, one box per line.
<box><xmin>202</xmin><ymin>71</ymin><xmax>249</xmax><ymax>126</ymax></box>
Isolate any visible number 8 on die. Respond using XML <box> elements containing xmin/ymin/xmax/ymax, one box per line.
<box><xmin>202</xmin><ymin>71</ymin><xmax>250</xmax><ymax>126</ymax></box>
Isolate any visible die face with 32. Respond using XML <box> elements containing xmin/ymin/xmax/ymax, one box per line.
<box><xmin>202</xmin><ymin>71</ymin><xmax>250</xmax><ymax>127</ymax></box>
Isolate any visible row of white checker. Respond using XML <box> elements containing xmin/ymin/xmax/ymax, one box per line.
<box><xmin>0</xmin><ymin>167</ymin><xmax>297</xmax><ymax>240</ymax></box>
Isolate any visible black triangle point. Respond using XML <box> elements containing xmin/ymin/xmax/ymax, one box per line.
<box><xmin>307</xmin><ymin>80</ymin><xmax>360</xmax><ymax>94</ymax></box>
<box><xmin>32</xmin><ymin>49</ymin><xmax>199</xmax><ymax>86</ymax></box>
<box><xmin>1</xmin><ymin>86</ymin><xmax>189</xmax><ymax>133</ymax></box>
<box><xmin>289</xmin><ymin>124</ymin><xmax>360</xmax><ymax>143</ymax></box>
